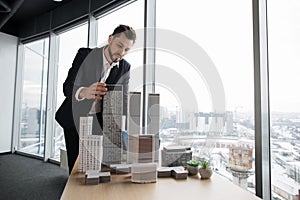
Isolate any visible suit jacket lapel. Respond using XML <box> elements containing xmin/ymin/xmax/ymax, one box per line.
<box><xmin>81</xmin><ymin>47</ymin><xmax>104</xmax><ymax>83</ymax></box>
<box><xmin>96</xmin><ymin>48</ymin><xmax>104</xmax><ymax>82</ymax></box>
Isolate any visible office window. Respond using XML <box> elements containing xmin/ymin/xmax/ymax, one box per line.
<box><xmin>156</xmin><ymin>0</ymin><xmax>255</xmax><ymax>192</ymax></box>
<box><xmin>268</xmin><ymin>1</ymin><xmax>300</xmax><ymax>199</ymax></box>
<box><xmin>19</xmin><ymin>38</ymin><xmax>49</xmax><ymax>157</ymax></box>
<box><xmin>54</xmin><ymin>23</ymin><xmax>88</xmax><ymax>160</ymax></box>
<box><xmin>96</xmin><ymin>0</ymin><xmax>144</xmax><ymax>93</ymax></box>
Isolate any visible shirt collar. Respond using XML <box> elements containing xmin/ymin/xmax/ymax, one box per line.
<box><xmin>103</xmin><ymin>47</ymin><xmax>119</xmax><ymax>68</ymax></box>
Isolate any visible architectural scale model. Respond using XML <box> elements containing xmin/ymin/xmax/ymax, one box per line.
<box><xmin>127</xmin><ymin>92</ymin><xmax>141</xmax><ymax>164</ymax></box>
<box><xmin>129</xmin><ymin>134</ymin><xmax>160</xmax><ymax>164</ymax></box>
<box><xmin>110</xmin><ymin>163</ymin><xmax>131</xmax><ymax>174</ymax></box>
<box><xmin>157</xmin><ymin>166</ymin><xmax>188</xmax><ymax>180</ymax></box>
<box><xmin>126</xmin><ymin>93</ymin><xmax>159</xmax><ymax>164</ymax></box>
<box><xmin>137</xmin><ymin>134</ymin><xmax>157</xmax><ymax>163</ymax></box>
<box><xmin>85</xmin><ymin>170</ymin><xmax>111</xmax><ymax>185</ymax></box>
<box><xmin>127</xmin><ymin>93</ymin><xmax>160</xmax><ymax>164</ymax></box>
<box><xmin>147</xmin><ymin>94</ymin><xmax>160</xmax><ymax>163</ymax></box>
<box><xmin>102</xmin><ymin>84</ymin><xmax>123</xmax><ymax>165</ymax></box>
<box><xmin>78</xmin><ymin>116</ymin><xmax>103</xmax><ymax>172</ymax></box>
<box><xmin>131</xmin><ymin>163</ymin><xmax>157</xmax><ymax>183</ymax></box>
<box><xmin>161</xmin><ymin>145</ymin><xmax>192</xmax><ymax>167</ymax></box>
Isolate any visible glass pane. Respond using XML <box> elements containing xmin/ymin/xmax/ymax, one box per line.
<box><xmin>20</xmin><ymin>38</ymin><xmax>49</xmax><ymax>156</ymax></box>
<box><xmin>156</xmin><ymin>0</ymin><xmax>255</xmax><ymax>193</ymax></box>
<box><xmin>54</xmin><ymin>23</ymin><xmax>88</xmax><ymax>160</ymax></box>
<box><xmin>96</xmin><ymin>0</ymin><xmax>144</xmax><ymax>92</ymax></box>
<box><xmin>268</xmin><ymin>1</ymin><xmax>300</xmax><ymax>199</ymax></box>
<box><xmin>97</xmin><ymin>0</ymin><xmax>144</xmax><ymax>46</ymax></box>
<box><xmin>96</xmin><ymin>0</ymin><xmax>144</xmax><ymax>164</ymax></box>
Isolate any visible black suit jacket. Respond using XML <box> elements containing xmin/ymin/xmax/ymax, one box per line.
<box><xmin>55</xmin><ymin>47</ymin><xmax>130</xmax><ymax>130</ymax></box>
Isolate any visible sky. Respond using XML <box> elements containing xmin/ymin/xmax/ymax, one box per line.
<box><xmin>22</xmin><ymin>0</ymin><xmax>300</xmax><ymax>114</ymax></box>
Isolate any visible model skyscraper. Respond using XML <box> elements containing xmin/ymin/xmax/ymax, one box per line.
<box><xmin>127</xmin><ymin>93</ymin><xmax>160</xmax><ymax>164</ymax></box>
<box><xmin>147</xmin><ymin>93</ymin><xmax>160</xmax><ymax>163</ymax></box>
<box><xmin>127</xmin><ymin>92</ymin><xmax>141</xmax><ymax>163</ymax></box>
<box><xmin>102</xmin><ymin>84</ymin><xmax>123</xmax><ymax>165</ymax></box>
<box><xmin>78</xmin><ymin>116</ymin><xmax>103</xmax><ymax>172</ymax></box>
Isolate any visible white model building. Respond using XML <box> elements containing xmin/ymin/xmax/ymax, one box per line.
<box><xmin>102</xmin><ymin>85</ymin><xmax>123</xmax><ymax>165</ymax></box>
<box><xmin>131</xmin><ymin>162</ymin><xmax>157</xmax><ymax>183</ymax></box>
<box><xmin>78</xmin><ymin>116</ymin><xmax>103</xmax><ymax>172</ymax></box>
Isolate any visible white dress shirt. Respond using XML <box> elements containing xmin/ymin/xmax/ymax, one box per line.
<box><xmin>75</xmin><ymin>48</ymin><xmax>119</xmax><ymax>114</ymax></box>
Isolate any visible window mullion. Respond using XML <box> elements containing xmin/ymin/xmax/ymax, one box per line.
<box><xmin>253</xmin><ymin>0</ymin><xmax>271</xmax><ymax>199</ymax></box>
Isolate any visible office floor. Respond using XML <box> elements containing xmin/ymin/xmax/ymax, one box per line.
<box><xmin>0</xmin><ymin>153</ymin><xmax>68</xmax><ymax>200</ymax></box>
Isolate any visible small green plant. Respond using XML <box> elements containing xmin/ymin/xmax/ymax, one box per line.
<box><xmin>187</xmin><ymin>160</ymin><xmax>200</xmax><ymax>167</ymax></box>
<box><xmin>200</xmin><ymin>160</ymin><xmax>210</xmax><ymax>169</ymax></box>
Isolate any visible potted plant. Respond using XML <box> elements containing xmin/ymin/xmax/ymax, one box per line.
<box><xmin>199</xmin><ymin>160</ymin><xmax>212</xmax><ymax>179</ymax></box>
<box><xmin>186</xmin><ymin>160</ymin><xmax>200</xmax><ymax>176</ymax></box>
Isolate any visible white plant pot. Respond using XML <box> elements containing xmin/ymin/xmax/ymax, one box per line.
<box><xmin>199</xmin><ymin>168</ymin><xmax>212</xmax><ymax>179</ymax></box>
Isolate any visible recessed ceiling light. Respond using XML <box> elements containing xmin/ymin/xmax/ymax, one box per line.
<box><xmin>53</xmin><ymin>0</ymin><xmax>63</xmax><ymax>2</ymax></box>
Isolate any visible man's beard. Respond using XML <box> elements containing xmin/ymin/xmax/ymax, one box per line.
<box><xmin>108</xmin><ymin>46</ymin><xmax>121</xmax><ymax>63</ymax></box>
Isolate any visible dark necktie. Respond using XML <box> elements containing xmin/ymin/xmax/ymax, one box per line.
<box><xmin>94</xmin><ymin>65</ymin><xmax>118</xmax><ymax>113</ymax></box>
<box><xmin>105</xmin><ymin>65</ymin><xmax>118</xmax><ymax>84</ymax></box>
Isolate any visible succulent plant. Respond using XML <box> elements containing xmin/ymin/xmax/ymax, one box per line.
<box><xmin>187</xmin><ymin>160</ymin><xmax>200</xmax><ymax>167</ymax></box>
<box><xmin>200</xmin><ymin>160</ymin><xmax>210</xmax><ymax>169</ymax></box>
<box><xmin>199</xmin><ymin>160</ymin><xmax>212</xmax><ymax>179</ymax></box>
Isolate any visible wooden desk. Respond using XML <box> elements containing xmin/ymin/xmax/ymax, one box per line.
<box><xmin>61</xmin><ymin>162</ymin><xmax>261</xmax><ymax>200</ymax></box>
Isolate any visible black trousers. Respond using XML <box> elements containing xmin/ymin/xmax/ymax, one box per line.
<box><xmin>63</xmin><ymin>126</ymin><xmax>79</xmax><ymax>174</ymax></box>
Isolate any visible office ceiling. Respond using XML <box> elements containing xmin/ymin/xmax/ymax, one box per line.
<box><xmin>0</xmin><ymin>0</ymin><xmax>72</xmax><ymax>34</ymax></box>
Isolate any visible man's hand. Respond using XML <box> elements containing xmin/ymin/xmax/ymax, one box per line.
<box><xmin>79</xmin><ymin>82</ymin><xmax>107</xmax><ymax>100</ymax></box>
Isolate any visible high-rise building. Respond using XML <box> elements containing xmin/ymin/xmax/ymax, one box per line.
<box><xmin>147</xmin><ymin>93</ymin><xmax>160</xmax><ymax>163</ymax></box>
<box><xmin>27</xmin><ymin>108</ymin><xmax>39</xmax><ymax>135</ymax></box>
<box><xmin>127</xmin><ymin>92</ymin><xmax>141</xmax><ymax>163</ymax></box>
<box><xmin>225</xmin><ymin>111</ymin><xmax>234</xmax><ymax>135</ymax></box>
<box><xmin>102</xmin><ymin>85</ymin><xmax>123</xmax><ymax>165</ymax></box>
<box><xmin>195</xmin><ymin>112</ymin><xmax>225</xmax><ymax>135</ymax></box>
<box><xmin>78</xmin><ymin>116</ymin><xmax>103</xmax><ymax>172</ymax></box>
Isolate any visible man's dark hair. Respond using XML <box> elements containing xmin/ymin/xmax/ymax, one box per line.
<box><xmin>112</xmin><ymin>24</ymin><xmax>136</xmax><ymax>43</ymax></box>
